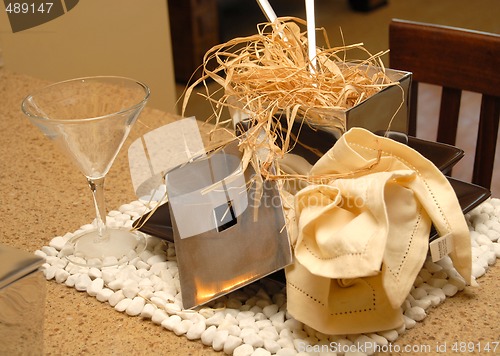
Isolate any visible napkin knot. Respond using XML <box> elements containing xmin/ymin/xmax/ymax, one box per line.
<box><xmin>284</xmin><ymin>127</ymin><xmax>471</xmax><ymax>335</ymax></box>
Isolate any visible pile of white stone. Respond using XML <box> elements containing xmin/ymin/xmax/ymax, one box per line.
<box><xmin>36</xmin><ymin>198</ymin><xmax>500</xmax><ymax>356</ymax></box>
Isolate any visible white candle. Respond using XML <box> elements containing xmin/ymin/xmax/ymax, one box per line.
<box><xmin>257</xmin><ymin>0</ymin><xmax>277</xmax><ymax>22</ymax></box>
<box><xmin>305</xmin><ymin>0</ymin><xmax>317</xmax><ymax>73</ymax></box>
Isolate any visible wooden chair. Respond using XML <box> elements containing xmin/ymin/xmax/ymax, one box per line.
<box><xmin>389</xmin><ymin>19</ymin><xmax>500</xmax><ymax>190</ymax></box>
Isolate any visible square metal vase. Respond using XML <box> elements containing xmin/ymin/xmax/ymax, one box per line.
<box><xmin>166</xmin><ymin>142</ymin><xmax>292</xmax><ymax>309</ymax></box>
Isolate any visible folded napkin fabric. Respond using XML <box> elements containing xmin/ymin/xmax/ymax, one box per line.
<box><xmin>284</xmin><ymin>127</ymin><xmax>471</xmax><ymax>335</ymax></box>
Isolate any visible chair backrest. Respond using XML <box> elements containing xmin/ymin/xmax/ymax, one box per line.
<box><xmin>389</xmin><ymin>19</ymin><xmax>500</xmax><ymax>190</ymax></box>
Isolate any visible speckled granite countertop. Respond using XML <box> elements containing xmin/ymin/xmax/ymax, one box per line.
<box><xmin>0</xmin><ymin>69</ymin><xmax>498</xmax><ymax>355</ymax></box>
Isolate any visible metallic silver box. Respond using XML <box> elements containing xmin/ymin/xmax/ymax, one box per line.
<box><xmin>344</xmin><ymin>67</ymin><xmax>411</xmax><ymax>134</ymax></box>
<box><xmin>0</xmin><ymin>244</ymin><xmax>45</xmax><ymax>355</ymax></box>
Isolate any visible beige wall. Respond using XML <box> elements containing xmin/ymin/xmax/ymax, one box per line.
<box><xmin>0</xmin><ymin>0</ymin><xmax>178</xmax><ymax>114</ymax></box>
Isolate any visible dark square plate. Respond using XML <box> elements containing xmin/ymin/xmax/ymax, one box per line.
<box><xmin>133</xmin><ymin>128</ymin><xmax>490</xmax><ymax>243</ymax></box>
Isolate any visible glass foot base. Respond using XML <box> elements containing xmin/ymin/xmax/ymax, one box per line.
<box><xmin>60</xmin><ymin>228</ymin><xmax>147</xmax><ymax>268</ymax></box>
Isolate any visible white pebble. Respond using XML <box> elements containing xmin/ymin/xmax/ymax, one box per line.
<box><xmin>88</xmin><ymin>267</ymin><xmax>102</xmax><ymax>279</ymax></box>
<box><xmin>239</xmin><ymin>317</ymin><xmax>257</xmax><ymax>331</ymax></box>
<box><xmin>240</xmin><ymin>327</ymin><xmax>259</xmax><ymax>340</ymax></box>
<box><xmin>412</xmin><ymin>275</ymin><xmax>424</xmax><ymax>287</ymax></box>
<box><xmin>42</xmin><ymin>245</ymin><xmax>59</xmax><ymax>257</ymax></box>
<box><xmin>108</xmin><ymin>290</ymin><xmax>125</xmax><ymax>307</ymax></box>
<box><xmin>256</xmin><ymin>299</ymin><xmax>272</xmax><ymax>309</ymax></box>
<box><xmin>377</xmin><ymin>329</ymin><xmax>399</xmax><ymax>342</ymax></box>
<box><xmin>140</xmin><ymin>303</ymin><xmax>157</xmax><ymax>319</ymax></box>
<box><xmin>161</xmin><ymin>314</ymin><xmax>182</xmax><ymax>331</ymax></box>
<box><xmin>489</xmin><ymin>221</ymin><xmax>500</xmax><ymax>234</ymax></box>
<box><xmin>259</xmin><ymin>326</ymin><xmax>278</xmax><ymax>341</ymax></box>
<box><xmin>147</xmin><ymin>254</ymin><xmax>167</xmax><ymax>265</ymax></box>
<box><xmin>276</xmin><ymin>348</ymin><xmax>297</xmax><ymax>356</ymax></box>
<box><xmin>34</xmin><ymin>250</ymin><xmax>47</xmax><ymax>259</ymax></box>
<box><xmin>436</xmin><ymin>255</ymin><xmax>454</xmax><ymax>270</ymax></box>
<box><xmin>107</xmin><ymin>278</ymin><xmax>125</xmax><ymax>291</ymax></box>
<box><xmin>475</xmin><ymin>223</ymin><xmax>489</xmax><ymax>235</ymax></box>
<box><xmin>256</xmin><ymin>319</ymin><xmax>273</xmax><ymax>330</ymax></box>
<box><xmin>493</xmin><ymin>243</ymin><xmax>500</xmax><ymax>258</ymax></box>
<box><xmin>135</xmin><ymin>260</ymin><xmax>150</xmax><ymax>270</ymax></box>
<box><xmin>149</xmin><ymin>261</ymin><xmax>169</xmax><ymax>275</ymax></box>
<box><xmin>486</xmin><ymin>230</ymin><xmax>500</xmax><ymax>242</ymax></box>
<box><xmin>108</xmin><ymin>210</ymin><xmax>121</xmax><ymax>217</ymax></box>
<box><xmin>96</xmin><ymin>288</ymin><xmax>114</xmax><ymax>303</ymax></box>
<box><xmin>212</xmin><ymin>329</ymin><xmax>229</xmax><ymax>352</ymax></box>
<box><xmin>164</xmin><ymin>303</ymin><xmax>182</xmax><ymax>315</ymax></box>
<box><xmin>44</xmin><ymin>266</ymin><xmax>58</xmax><ymax>280</ymax></box>
<box><xmin>264</xmin><ymin>338</ymin><xmax>281</xmax><ymax>354</ymax></box>
<box><xmin>114</xmin><ymin>298</ymin><xmax>132</xmax><ymax>312</ymax></box>
<box><xmin>428</xmin><ymin>278</ymin><xmax>448</xmax><ymax>288</ymax></box>
<box><xmin>206</xmin><ymin>311</ymin><xmax>225</xmax><ymax>327</ymax></box>
<box><xmin>277</xmin><ymin>337</ymin><xmax>294</xmax><ymax>350</ymax></box>
<box><xmin>262</xmin><ymin>304</ymin><xmax>279</xmax><ymax>318</ymax></box>
<box><xmin>54</xmin><ymin>269</ymin><xmax>70</xmax><ymax>283</ymax></box>
<box><xmin>224</xmin><ymin>335</ymin><xmax>243</xmax><ymax>354</ymax></box>
<box><xmin>424</xmin><ymin>260</ymin><xmax>443</xmax><ymax>273</ymax></box>
<box><xmin>483</xmin><ymin>251</ymin><xmax>497</xmax><ymax>265</ymax></box>
<box><xmin>472</xmin><ymin>264</ymin><xmax>486</xmax><ymax>279</ymax></box>
<box><xmin>418</xmin><ymin>268</ymin><xmax>433</xmax><ymax>282</ymax></box>
<box><xmin>139</xmin><ymin>250</ymin><xmax>155</xmax><ymax>262</ymax></box>
<box><xmin>403</xmin><ymin>315</ymin><xmax>417</xmax><ymax>329</ymax></box>
<box><xmin>396</xmin><ymin>322</ymin><xmax>406</xmax><ymax>334</ymax></box>
<box><xmin>126</xmin><ymin>296</ymin><xmax>146</xmax><ymax>316</ymax></box>
<box><xmin>119</xmin><ymin>203</ymin><xmax>135</xmax><ymax>213</ymax></box>
<box><xmin>201</xmin><ymin>325</ymin><xmax>217</xmax><ymax>346</ymax></box>
<box><xmin>448</xmin><ymin>276</ymin><xmax>466</xmax><ymax>291</ymax></box>
<box><xmin>272</xmin><ymin>293</ymin><xmax>286</xmax><ymax>308</ymax></box>
<box><xmin>233</xmin><ymin>344</ymin><xmax>254</xmax><ymax>356</ymax></box>
<box><xmin>412</xmin><ymin>297</ymin><xmax>432</xmax><ymax>310</ymax></box>
<box><xmin>49</xmin><ymin>235</ymin><xmax>67</xmax><ymax>250</ymax></box>
<box><xmin>100</xmin><ymin>269</ymin><xmax>117</xmax><ymax>284</ymax></box>
<box><xmin>476</xmin><ymin>233</ymin><xmax>493</xmax><ymax>246</ymax></box>
<box><xmin>283</xmin><ymin>318</ymin><xmax>303</xmax><ymax>331</ymax></box>
<box><xmin>150</xmin><ymin>296</ymin><xmax>167</xmax><ymax>309</ymax></box>
<box><xmin>186</xmin><ymin>320</ymin><xmax>206</xmax><ymax>340</ymax></box>
<box><xmin>173</xmin><ymin>319</ymin><xmax>192</xmax><ymax>336</ymax></box>
<box><xmin>253</xmin><ymin>347</ymin><xmax>271</xmax><ymax>356</ymax></box>
<box><xmin>65</xmin><ymin>274</ymin><xmax>78</xmax><ymax>288</ymax></box>
<box><xmin>243</xmin><ymin>331</ymin><xmax>264</xmax><ymax>348</ymax></box>
<box><xmin>269</xmin><ymin>311</ymin><xmax>285</xmax><ymax>325</ymax></box>
<box><xmin>122</xmin><ymin>280</ymin><xmax>140</xmax><ymax>299</ymax></box>
<box><xmin>151</xmin><ymin>309</ymin><xmax>168</xmax><ymax>324</ymax></box>
<box><xmin>75</xmin><ymin>274</ymin><xmax>92</xmax><ymax>291</ymax></box>
<box><xmin>401</xmin><ymin>299</ymin><xmax>411</xmax><ymax>312</ymax></box>
<box><xmin>367</xmin><ymin>333</ymin><xmax>388</xmax><ymax>346</ymax></box>
<box><xmin>428</xmin><ymin>288</ymin><xmax>446</xmax><ymax>302</ymax></box>
<box><xmin>442</xmin><ymin>283</ymin><xmax>459</xmax><ymax>297</ymax></box>
<box><xmin>87</xmin><ymin>278</ymin><xmax>104</xmax><ymax>296</ymax></box>
<box><xmin>46</xmin><ymin>256</ymin><xmax>67</xmax><ymax>269</ymax></box>
<box><xmin>102</xmin><ymin>256</ymin><xmax>119</xmax><ymax>266</ymax></box>
<box><xmin>422</xmin><ymin>294</ymin><xmax>441</xmax><ymax>307</ymax></box>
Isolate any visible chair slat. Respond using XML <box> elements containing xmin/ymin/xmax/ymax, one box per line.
<box><xmin>437</xmin><ymin>87</ymin><xmax>461</xmax><ymax>146</ymax></box>
<box><xmin>389</xmin><ymin>19</ymin><xmax>500</xmax><ymax>190</ymax></box>
<box><xmin>472</xmin><ymin>95</ymin><xmax>500</xmax><ymax>188</ymax></box>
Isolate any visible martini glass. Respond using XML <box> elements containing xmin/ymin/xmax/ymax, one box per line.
<box><xmin>22</xmin><ymin>76</ymin><xmax>150</xmax><ymax>268</ymax></box>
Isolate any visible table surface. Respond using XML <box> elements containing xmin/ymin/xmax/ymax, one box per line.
<box><xmin>1</xmin><ymin>69</ymin><xmax>498</xmax><ymax>355</ymax></box>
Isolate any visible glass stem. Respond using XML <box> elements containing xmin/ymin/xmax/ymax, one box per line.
<box><xmin>87</xmin><ymin>177</ymin><xmax>108</xmax><ymax>240</ymax></box>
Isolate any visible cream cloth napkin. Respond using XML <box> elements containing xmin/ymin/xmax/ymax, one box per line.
<box><xmin>283</xmin><ymin>127</ymin><xmax>471</xmax><ymax>335</ymax></box>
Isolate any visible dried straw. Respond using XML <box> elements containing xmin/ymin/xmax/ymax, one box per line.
<box><xmin>182</xmin><ymin>17</ymin><xmax>398</xmax><ymax>182</ymax></box>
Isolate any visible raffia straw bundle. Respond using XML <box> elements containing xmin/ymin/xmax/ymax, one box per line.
<box><xmin>182</xmin><ymin>17</ymin><xmax>398</xmax><ymax>181</ymax></box>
